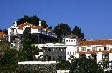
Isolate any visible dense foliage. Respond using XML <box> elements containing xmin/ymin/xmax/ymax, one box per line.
<box><xmin>17</xmin><ymin>15</ymin><xmax>48</xmax><ymax>28</ymax></box>
<box><xmin>70</xmin><ymin>56</ymin><xmax>103</xmax><ymax>73</ymax></box>
<box><xmin>0</xmin><ymin>49</ymin><xmax>18</xmax><ymax>72</ymax></box>
<box><xmin>18</xmin><ymin>27</ymin><xmax>39</xmax><ymax>61</ymax></box>
<box><xmin>57</xmin><ymin>55</ymin><xmax>106</xmax><ymax>73</ymax></box>
<box><xmin>57</xmin><ymin>59</ymin><xmax>71</xmax><ymax>70</ymax></box>
<box><xmin>72</xmin><ymin>26</ymin><xmax>84</xmax><ymax>39</ymax></box>
<box><xmin>53</xmin><ymin>23</ymin><xmax>71</xmax><ymax>42</ymax></box>
<box><xmin>53</xmin><ymin>23</ymin><xmax>85</xmax><ymax>42</ymax></box>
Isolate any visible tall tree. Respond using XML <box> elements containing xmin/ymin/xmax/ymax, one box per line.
<box><xmin>72</xmin><ymin>26</ymin><xmax>84</xmax><ymax>39</ymax></box>
<box><xmin>41</xmin><ymin>20</ymin><xmax>48</xmax><ymax>28</ymax></box>
<box><xmin>53</xmin><ymin>23</ymin><xmax>71</xmax><ymax>42</ymax></box>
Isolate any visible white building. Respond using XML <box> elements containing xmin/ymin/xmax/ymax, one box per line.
<box><xmin>8</xmin><ymin>21</ymin><xmax>57</xmax><ymax>50</ymax></box>
<box><xmin>63</xmin><ymin>34</ymin><xmax>80</xmax><ymax>61</ymax></box>
<box><xmin>78</xmin><ymin>40</ymin><xmax>112</xmax><ymax>64</ymax></box>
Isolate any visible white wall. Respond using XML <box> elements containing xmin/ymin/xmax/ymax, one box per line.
<box><xmin>31</xmin><ymin>29</ymin><xmax>39</xmax><ymax>33</ymax></box>
<box><xmin>8</xmin><ymin>28</ymin><xmax>11</xmax><ymax>42</ymax></box>
<box><xmin>96</xmin><ymin>46</ymin><xmax>104</xmax><ymax>51</ymax></box>
<box><xmin>109</xmin><ymin>53</ymin><xmax>112</xmax><ymax>61</ymax></box>
<box><xmin>35</xmin><ymin>52</ymin><xmax>43</xmax><ymax>59</ymax></box>
<box><xmin>18</xmin><ymin>61</ymin><xmax>57</xmax><ymax>64</ymax></box>
<box><xmin>57</xmin><ymin>70</ymin><xmax>70</xmax><ymax>73</ymax></box>
<box><xmin>86</xmin><ymin>53</ymin><xmax>91</xmax><ymax>58</ymax></box>
<box><xmin>64</xmin><ymin>38</ymin><xmax>77</xmax><ymax>46</ymax></box>
<box><xmin>97</xmin><ymin>52</ymin><xmax>102</xmax><ymax>63</ymax></box>
<box><xmin>109</xmin><ymin>53</ymin><xmax>112</xmax><ymax>66</ymax></box>
<box><xmin>17</xmin><ymin>29</ymin><xmax>23</xmax><ymax>34</ymax></box>
<box><xmin>14</xmin><ymin>29</ymin><xmax>17</xmax><ymax>35</ymax></box>
<box><xmin>66</xmin><ymin>46</ymin><xmax>78</xmax><ymax>60</ymax></box>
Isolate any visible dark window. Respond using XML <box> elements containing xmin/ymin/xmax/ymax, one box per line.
<box><xmin>48</xmin><ymin>48</ymin><xmax>51</xmax><ymax>52</ymax></box>
<box><xmin>11</xmin><ymin>44</ymin><xmax>13</xmax><ymax>47</ymax></box>
<box><xmin>104</xmin><ymin>47</ymin><xmax>106</xmax><ymax>50</ymax></box>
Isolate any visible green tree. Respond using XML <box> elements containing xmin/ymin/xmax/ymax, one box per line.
<box><xmin>0</xmin><ymin>28</ymin><xmax>2</xmax><ymax>32</ymax></box>
<box><xmin>18</xmin><ymin>27</ymin><xmax>39</xmax><ymax>61</ymax></box>
<box><xmin>3</xmin><ymin>29</ymin><xmax>8</xmax><ymax>35</ymax></box>
<box><xmin>17</xmin><ymin>15</ymin><xmax>48</xmax><ymax>28</ymax></box>
<box><xmin>53</xmin><ymin>23</ymin><xmax>71</xmax><ymax>42</ymax></box>
<box><xmin>57</xmin><ymin>59</ymin><xmax>71</xmax><ymax>70</ymax></box>
<box><xmin>0</xmin><ymin>38</ymin><xmax>10</xmax><ymax>50</ymax></box>
<box><xmin>41</xmin><ymin>20</ymin><xmax>48</xmax><ymax>28</ymax></box>
<box><xmin>17</xmin><ymin>15</ymin><xmax>39</xmax><ymax>26</ymax></box>
<box><xmin>0</xmin><ymin>49</ymin><xmax>18</xmax><ymax>72</ymax></box>
<box><xmin>70</xmin><ymin>55</ymin><xmax>104</xmax><ymax>73</ymax></box>
<box><xmin>72</xmin><ymin>26</ymin><xmax>84</xmax><ymax>39</ymax></box>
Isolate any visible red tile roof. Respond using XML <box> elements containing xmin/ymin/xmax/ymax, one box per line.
<box><xmin>0</xmin><ymin>32</ymin><xmax>7</xmax><ymax>38</ymax></box>
<box><xmin>17</xmin><ymin>23</ymin><xmax>43</xmax><ymax>29</ymax></box>
<box><xmin>79</xmin><ymin>40</ymin><xmax>112</xmax><ymax>46</ymax></box>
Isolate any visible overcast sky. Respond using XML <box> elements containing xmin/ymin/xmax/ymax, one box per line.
<box><xmin>0</xmin><ymin>0</ymin><xmax>112</xmax><ymax>40</ymax></box>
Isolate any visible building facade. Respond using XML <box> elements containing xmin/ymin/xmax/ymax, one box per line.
<box><xmin>78</xmin><ymin>40</ymin><xmax>112</xmax><ymax>63</ymax></box>
<box><xmin>8</xmin><ymin>21</ymin><xmax>57</xmax><ymax>50</ymax></box>
<box><xmin>35</xmin><ymin>43</ymin><xmax>66</xmax><ymax>61</ymax></box>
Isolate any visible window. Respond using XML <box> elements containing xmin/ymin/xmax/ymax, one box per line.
<box><xmin>92</xmin><ymin>47</ymin><xmax>96</xmax><ymax>51</ymax></box>
<box><xmin>67</xmin><ymin>52</ymin><xmax>69</xmax><ymax>55</ymax></box>
<box><xmin>104</xmin><ymin>47</ymin><xmax>107</xmax><ymax>50</ymax></box>
<box><xmin>11</xmin><ymin>44</ymin><xmax>13</xmax><ymax>47</ymax></box>
<box><xmin>81</xmin><ymin>47</ymin><xmax>86</xmax><ymax>51</ymax></box>
<box><xmin>73</xmin><ymin>52</ymin><xmax>74</xmax><ymax>55</ymax></box>
<box><xmin>66</xmin><ymin>40</ymin><xmax>68</xmax><ymax>42</ymax></box>
<box><xmin>48</xmin><ymin>48</ymin><xmax>51</xmax><ymax>52</ymax></box>
<box><xmin>70</xmin><ymin>52</ymin><xmax>71</xmax><ymax>55</ymax></box>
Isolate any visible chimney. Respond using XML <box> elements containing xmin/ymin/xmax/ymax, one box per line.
<box><xmin>39</xmin><ymin>21</ymin><xmax>41</xmax><ymax>26</ymax></box>
<box><xmin>14</xmin><ymin>21</ymin><xmax>17</xmax><ymax>27</ymax></box>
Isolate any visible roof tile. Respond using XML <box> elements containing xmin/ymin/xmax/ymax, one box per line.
<box><xmin>0</xmin><ymin>32</ymin><xmax>7</xmax><ymax>38</ymax></box>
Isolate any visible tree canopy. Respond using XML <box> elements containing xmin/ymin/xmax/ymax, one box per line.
<box><xmin>57</xmin><ymin>59</ymin><xmax>71</xmax><ymax>70</ymax></box>
<box><xmin>53</xmin><ymin>23</ymin><xmax>85</xmax><ymax>41</ymax></box>
<box><xmin>72</xmin><ymin>26</ymin><xmax>84</xmax><ymax>39</ymax></box>
<box><xmin>18</xmin><ymin>27</ymin><xmax>39</xmax><ymax>61</ymax></box>
<box><xmin>53</xmin><ymin>23</ymin><xmax>71</xmax><ymax>42</ymax></box>
<box><xmin>17</xmin><ymin>15</ymin><xmax>48</xmax><ymax>28</ymax></box>
<box><xmin>69</xmin><ymin>55</ymin><xmax>104</xmax><ymax>73</ymax></box>
<box><xmin>0</xmin><ymin>49</ymin><xmax>18</xmax><ymax>72</ymax></box>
